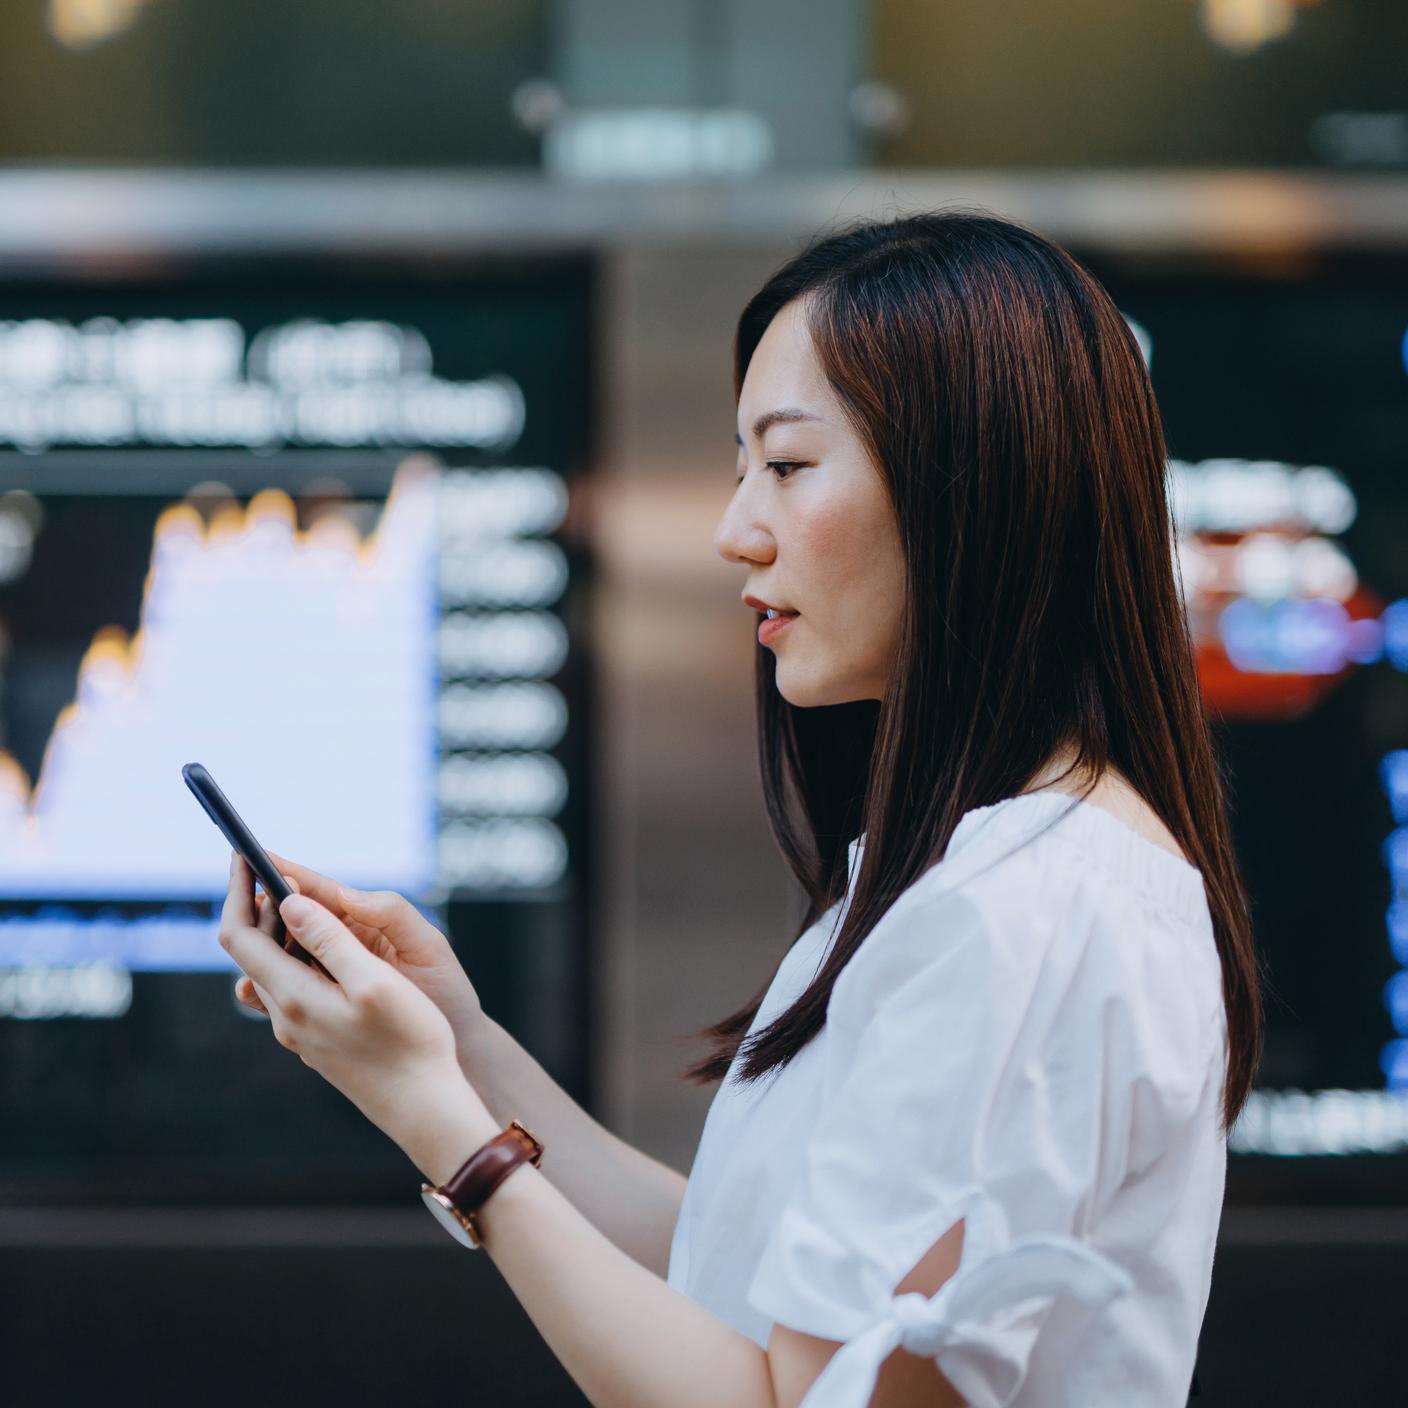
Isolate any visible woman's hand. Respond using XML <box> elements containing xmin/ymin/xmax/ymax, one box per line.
<box><xmin>221</xmin><ymin>852</ymin><xmax>483</xmax><ymax>1160</ymax></box>
<box><xmin>237</xmin><ymin>848</ymin><xmax>489</xmax><ymax>1066</ymax></box>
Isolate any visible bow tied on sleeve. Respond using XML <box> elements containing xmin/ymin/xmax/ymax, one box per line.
<box><xmin>799</xmin><ymin>1234</ymin><xmax>1134</xmax><ymax>1408</ymax></box>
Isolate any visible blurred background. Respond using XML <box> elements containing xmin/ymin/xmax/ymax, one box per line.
<box><xmin>0</xmin><ymin>1</ymin><xmax>1405</xmax><ymax>1403</ymax></box>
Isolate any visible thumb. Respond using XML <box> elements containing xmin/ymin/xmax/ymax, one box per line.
<box><xmin>278</xmin><ymin>893</ymin><xmax>377</xmax><ymax>987</ymax></box>
<box><xmin>336</xmin><ymin>885</ymin><xmax>445</xmax><ymax>955</ymax></box>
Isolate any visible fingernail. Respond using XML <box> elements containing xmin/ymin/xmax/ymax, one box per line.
<box><xmin>280</xmin><ymin>894</ymin><xmax>314</xmax><ymax>925</ymax></box>
<box><xmin>338</xmin><ymin>884</ymin><xmax>367</xmax><ymax>904</ymax></box>
<box><xmin>285</xmin><ymin>874</ymin><xmax>300</xmax><ymax>894</ymax></box>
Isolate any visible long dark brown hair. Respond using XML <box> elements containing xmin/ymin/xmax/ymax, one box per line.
<box><xmin>680</xmin><ymin>208</ymin><xmax>1261</xmax><ymax>1130</ymax></box>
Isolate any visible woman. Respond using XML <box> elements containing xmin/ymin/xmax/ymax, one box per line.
<box><xmin>221</xmin><ymin>209</ymin><xmax>1260</xmax><ymax>1407</ymax></box>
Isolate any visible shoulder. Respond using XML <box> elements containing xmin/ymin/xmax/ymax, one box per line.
<box><xmin>830</xmin><ymin>825</ymin><xmax>1224</xmax><ymax>1101</ymax></box>
<box><xmin>829</xmin><ymin>830</ymin><xmax>1099</xmax><ymax>1012</ymax></box>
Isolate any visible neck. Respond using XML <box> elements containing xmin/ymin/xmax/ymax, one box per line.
<box><xmin>1020</xmin><ymin>741</ymin><xmax>1098</xmax><ymax>798</ymax></box>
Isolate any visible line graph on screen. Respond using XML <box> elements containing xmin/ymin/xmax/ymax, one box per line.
<box><xmin>0</xmin><ymin>456</ymin><xmax>439</xmax><ymax>898</ymax></box>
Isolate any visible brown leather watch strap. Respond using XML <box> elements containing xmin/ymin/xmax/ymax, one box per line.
<box><xmin>441</xmin><ymin>1119</ymin><xmax>544</xmax><ymax>1234</ymax></box>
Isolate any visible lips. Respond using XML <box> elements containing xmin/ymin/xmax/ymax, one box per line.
<box><xmin>757</xmin><ymin>611</ymin><xmax>797</xmax><ymax>647</ymax></box>
<box><xmin>743</xmin><ymin>593</ymin><xmax>799</xmax><ymax>617</ymax></box>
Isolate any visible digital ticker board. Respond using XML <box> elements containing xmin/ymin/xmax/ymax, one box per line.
<box><xmin>0</xmin><ymin>256</ymin><xmax>596</xmax><ymax>1200</ymax></box>
<box><xmin>1086</xmin><ymin>249</ymin><xmax>1408</xmax><ymax>1179</ymax></box>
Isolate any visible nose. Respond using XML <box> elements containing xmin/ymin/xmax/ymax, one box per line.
<box><xmin>714</xmin><ymin>479</ymin><xmax>775</xmax><ymax>566</ymax></box>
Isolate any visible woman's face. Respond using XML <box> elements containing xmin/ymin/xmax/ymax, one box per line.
<box><xmin>715</xmin><ymin>297</ymin><xmax>907</xmax><ymax>707</ymax></box>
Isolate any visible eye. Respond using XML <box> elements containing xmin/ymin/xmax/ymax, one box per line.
<box><xmin>733</xmin><ymin>459</ymin><xmax>807</xmax><ymax>485</ymax></box>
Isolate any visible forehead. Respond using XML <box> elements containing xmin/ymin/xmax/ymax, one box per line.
<box><xmin>737</xmin><ymin>300</ymin><xmax>829</xmax><ymax>416</ymax></box>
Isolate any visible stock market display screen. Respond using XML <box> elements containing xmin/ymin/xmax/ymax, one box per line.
<box><xmin>0</xmin><ymin>255</ymin><xmax>595</xmax><ymax>1199</ymax></box>
<box><xmin>7</xmin><ymin>235</ymin><xmax>1408</xmax><ymax>1201</ymax></box>
<box><xmin>1086</xmin><ymin>249</ymin><xmax>1408</xmax><ymax>1182</ymax></box>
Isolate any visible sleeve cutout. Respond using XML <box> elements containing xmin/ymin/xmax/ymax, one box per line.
<box><xmin>796</xmin><ymin>1191</ymin><xmax>1132</xmax><ymax>1408</ymax></box>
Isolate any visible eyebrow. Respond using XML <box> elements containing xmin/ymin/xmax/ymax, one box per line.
<box><xmin>734</xmin><ymin>407</ymin><xmax>822</xmax><ymax>446</ymax></box>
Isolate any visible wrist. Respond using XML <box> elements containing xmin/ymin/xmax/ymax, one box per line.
<box><xmin>457</xmin><ymin>1014</ymin><xmax>504</xmax><ymax>1091</ymax></box>
<box><xmin>401</xmin><ymin>1065</ymin><xmax>501</xmax><ymax>1186</ymax></box>
<box><xmin>419</xmin><ymin>1117</ymin><xmax>544</xmax><ymax>1252</ymax></box>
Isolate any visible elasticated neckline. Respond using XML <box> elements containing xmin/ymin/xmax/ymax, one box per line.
<box><xmin>847</xmin><ymin>789</ymin><xmax>1210</xmax><ymax>928</ymax></box>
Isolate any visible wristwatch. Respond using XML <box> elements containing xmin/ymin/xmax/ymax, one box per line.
<box><xmin>420</xmin><ymin>1118</ymin><xmax>544</xmax><ymax>1250</ymax></box>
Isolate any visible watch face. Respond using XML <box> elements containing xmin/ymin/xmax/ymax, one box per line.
<box><xmin>421</xmin><ymin>1185</ymin><xmax>481</xmax><ymax>1249</ymax></box>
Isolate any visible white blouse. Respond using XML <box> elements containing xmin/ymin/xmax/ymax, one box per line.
<box><xmin>665</xmin><ymin>790</ymin><xmax>1227</xmax><ymax>1407</ymax></box>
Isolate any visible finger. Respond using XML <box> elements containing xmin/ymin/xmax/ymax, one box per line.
<box><xmin>248</xmin><ymin>977</ymin><xmax>299</xmax><ymax>1053</ymax></box>
<box><xmin>277</xmin><ymin>893</ymin><xmax>381</xmax><ymax>995</ymax></box>
<box><xmin>221</xmin><ymin>904</ymin><xmax>334</xmax><ymax>1017</ymax></box>
<box><xmin>335</xmin><ymin>884</ymin><xmax>442</xmax><ymax>952</ymax></box>
<box><xmin>260</xmin><ymin>850</ymin><xmax>412</xmax><ymax>956</ymax></box>
<box><xmin>256</xmin><ymin>876</ymin><xmax>300</xmax><ymax>938</ymax></box>
<box><xmin>263</xmin><ymin>849</ymin><xmax>352</xmax><ymax>918</ymax></box>
<box><xmin>221</xmin><ymin>851</ymin><xmax>256</xmax><ymax>930</ymax></box>
<box><xmin>235</xmin><ymin>974</ymin><xmax>269</xmax><ymax>1015</ymax></box>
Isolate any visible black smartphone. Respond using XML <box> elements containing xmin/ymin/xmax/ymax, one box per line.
<box><xmin>182</xmin><ymin>761</ymin><xmax>323</xmax><ymax>971</ymax></box>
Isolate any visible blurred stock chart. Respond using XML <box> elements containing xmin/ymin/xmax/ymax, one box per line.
<box><xmin>0</xmin><ymin>256</ymin><xmax>597</xmax><ymax>1199</ymax></box>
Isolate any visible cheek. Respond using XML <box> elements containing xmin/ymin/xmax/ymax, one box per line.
<box><xmin>795</xmin><ymin>497</ymin><xmax>861</xmax><ymax>585</ymax></box>
<box><xmin>794</xmin><ymin>491</ymin><xmax>902</xmax><ymax>620</ymax></box>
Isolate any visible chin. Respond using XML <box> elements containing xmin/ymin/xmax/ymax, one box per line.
<box><xmin>773</xmin><ymin>663</ymin><xmax>873</xmax><ymax>709</ymax></box>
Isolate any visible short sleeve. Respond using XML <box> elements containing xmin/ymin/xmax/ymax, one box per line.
<box><xmin>743</xmin><ymin>882</ymin><xmax>1180</xmax><ymax>1408</ymax></box>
